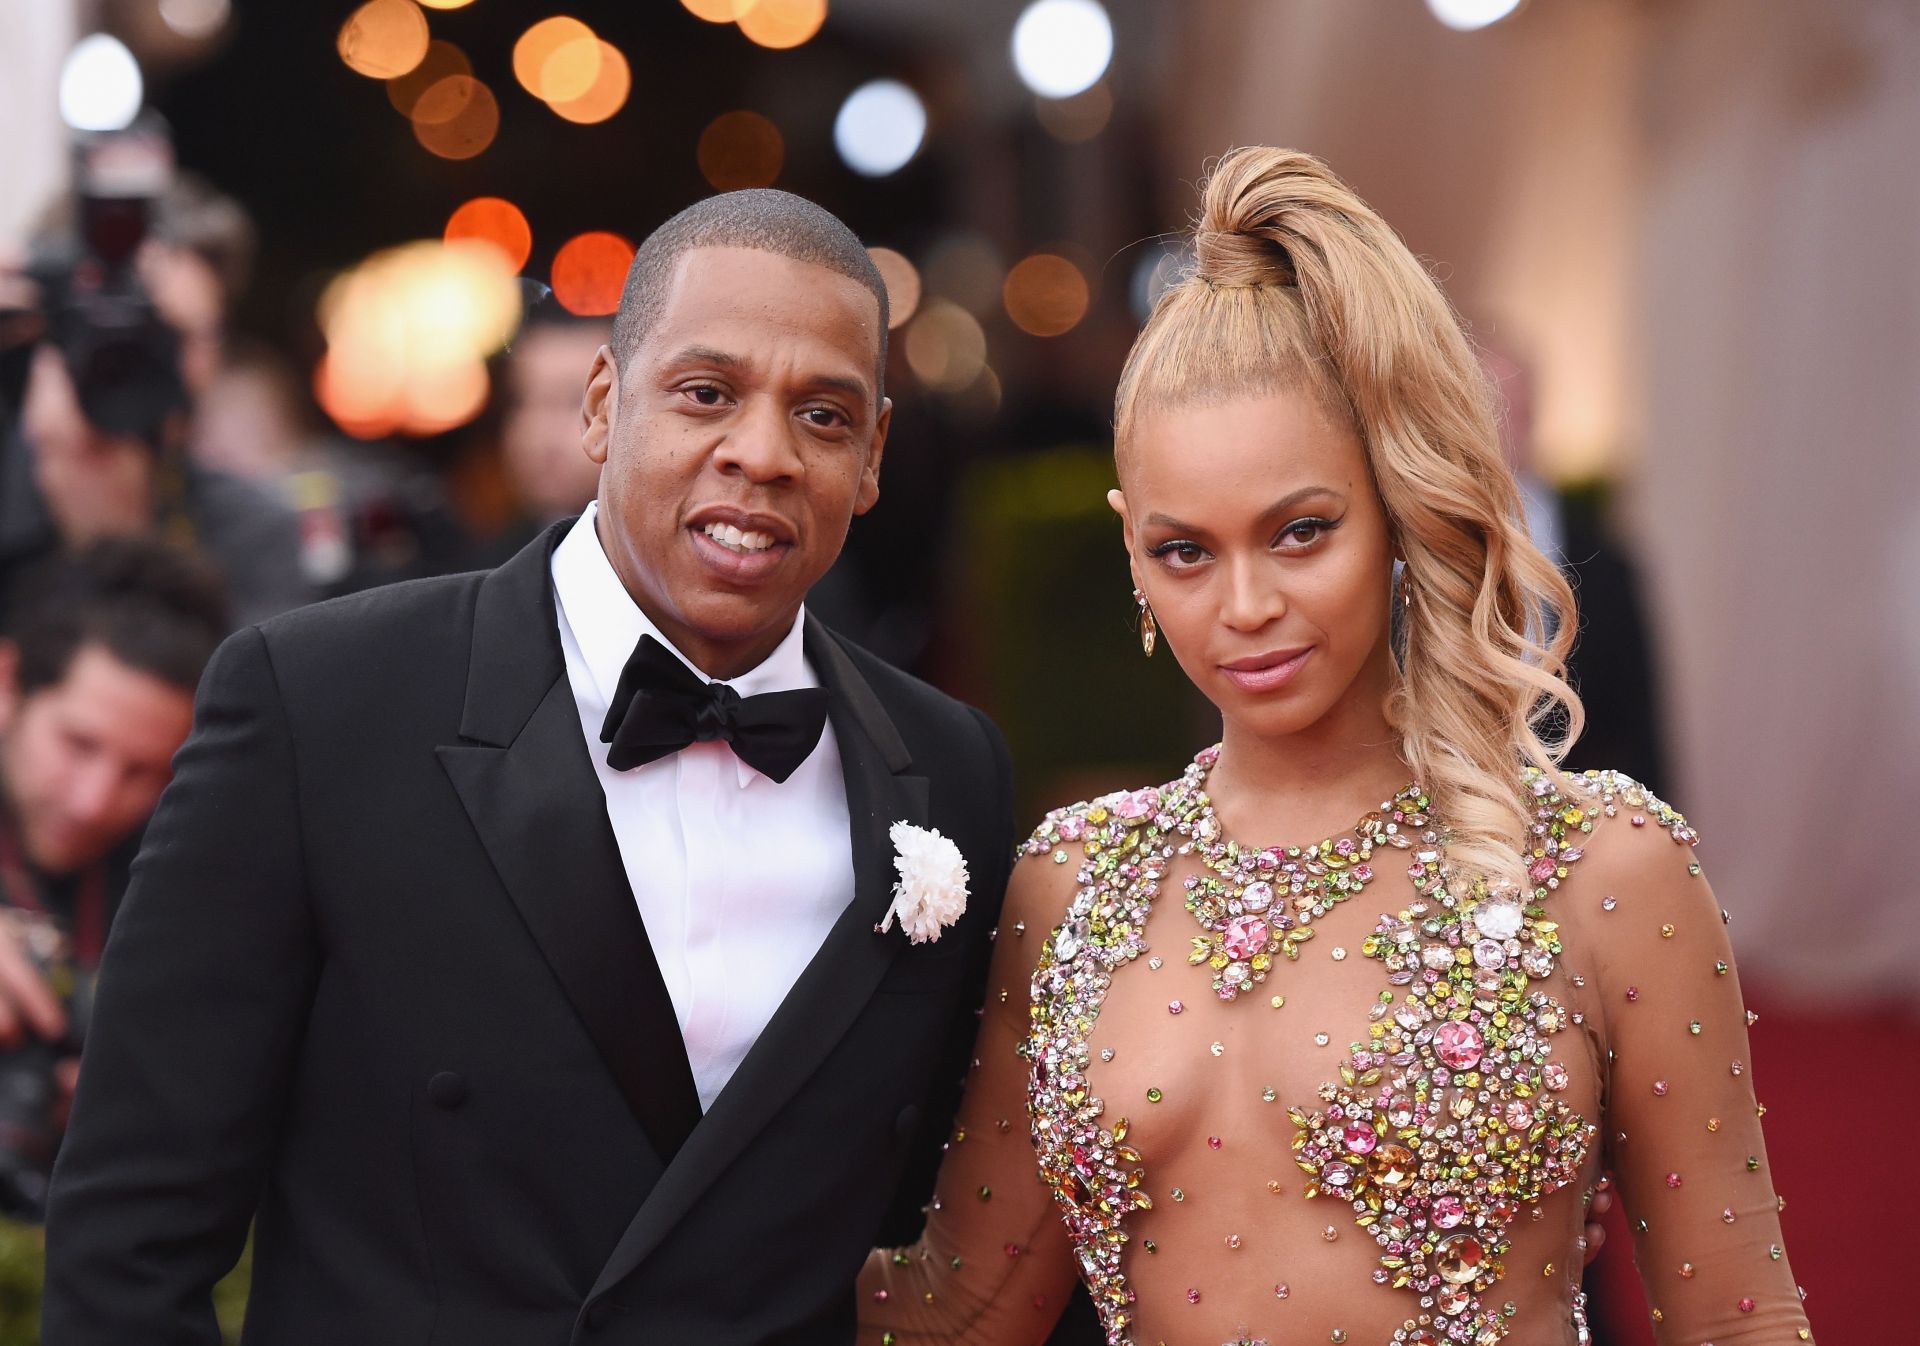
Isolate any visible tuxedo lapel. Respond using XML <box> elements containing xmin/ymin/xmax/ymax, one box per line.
<box><xmin>589</xmin><ymin>618</ymin><xmax>929</xmax><ymax>1298</ymax></box>
<box><xmin>435</xmin><ymin>524</ymin><xmax>703</xmax><ymax>1164</ymax></box>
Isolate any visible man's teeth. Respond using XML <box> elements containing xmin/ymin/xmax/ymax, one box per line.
<box><xmin>701</xmin><ymin>521</ymin><xmax>777</xmax><ymax>553</ymax></box>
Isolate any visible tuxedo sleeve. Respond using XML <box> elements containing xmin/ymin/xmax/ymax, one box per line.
<box><xmin>43</xmin><ymin>624</ymin><xmax>320</xmax><ymax>1344</ymax></box>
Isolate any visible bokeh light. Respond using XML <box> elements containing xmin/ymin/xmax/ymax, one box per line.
<box><xmin>1012</xmin><ymin>0</ymin><xmax>1113</xmax><ymax>99</ymax></box>
<box><xmin>552</xmin><ymin>232</ymin><xmax>636</xmax><ymax>316</ymax></box>
<box><xmin>904</xmin><ymin>299</ymin><xmax>987</xmax><ymax>393</ymax></box>
<box><xmin>158</xmin><ymin>0</ymin><xmax>231</xmax><ymax>41</ymax></box>
<box><xmin>1004</xmin><ymin>253</ymin><xmax>1091</xmax><ymax>337</ymax></box>
<box><xmin>316</xmin><ymin>239</ymin><xmax>521</xmax><ymax>439</ymax></box>
<box><xmin>737</xmin><ymin>0</ymin><xmax>828</xmax><ymax>50</ymax></box>
<box><xmin>338</xmin><ymin>0</ymin><xmax>430</xmax><ymax>81</ymax></box>
<box><xmin>1129</xmin><ymin>242</ymin><xmax>1190</xmax><ymax>322</ymax></box>
<box><xmin>834</xmin><ymin>80</ymin><xmax>926</xmax><ymax>177</ymax></box>
<box><xmin>445</xmin><ymin>197</ymin><xmax>533</xmax><ymax>273</ymax></box>
<box><xmin>59</xmin><ymin>34</ymin><xmax>144</xmax><ymax>132</ymax></box>
<box><xmin>867</xmin><ymin>248</ymin><xmax>922</xmax><ymax>331</ymax></box>
<box><xmin>1425</xmin><ymin>0</ymin><xmax>1526</xmax><ymax>32</ymax></box>
<box><xmin>681</xmin><ymin>0</ymin><xmax>758</xmax><ymax>21</ymax></box>
<box><xmin>924</xmin><ymin>235</ymin><xmax>1005</xmax><ymax>318</ymax></box>
<box><xmin>698</xmin><ymin>110</ymin><xmax>785</xmax><ymax>190</ymax></box>
<box><xmin>418</xmin><ymin>0</ymin><xmax>478</xmax><ymax>9</ymax></box>
<box><xmin>386</xmin><ymin>40</ymin><xmax>472</xmax><ymax>119</ymax></box>
<box><xmin>1036</xmin><ymin>81</ymin><xmax>1112</xmax><ymax>143</ymax></box>
<box><xmin>512</xmin><ymin>17</ymin><xmax>602</xmax><ymax>104</ymax></box>
<box><xmin>547</xmin><ymin>41</ymin><xmax>631</xmax><ymax>124</ymax></box>
<box><xmin>411</xmin><ymin>76</ymin><xmax>499</xmax><ymax>159</ymax></box>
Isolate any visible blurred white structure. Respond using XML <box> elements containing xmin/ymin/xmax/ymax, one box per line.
<box><xmin>0</xmin><ymin>0</ymin><xmax>77</xmax><ymax>240</ymax></box>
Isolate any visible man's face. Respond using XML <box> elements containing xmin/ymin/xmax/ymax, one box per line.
<box><xmin>0</xmin><ymin>644</ymin><xmax>195</xmax><ymax>875</ymax></box>
<box><xmin>582</xmin><ymin>246</ymin><xmax>889</xmax><ymax>679</ymax></box>
<box><xmin>502</xmin><ymin>323</ymin><xmax>608</xmax><ymax>520</ymax></box>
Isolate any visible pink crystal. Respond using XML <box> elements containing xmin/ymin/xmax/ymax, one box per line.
<box><xmin>1352</xmin><ymin>863</ymin><xmax>1373</xmax><ymax>882</ymax></box>
<box><xmin>1529</xmin><ymin>856</ymin><xmax>1558</xmax><ymax>883</ymax></box>
<box><xmin>1739</xmin><ymin>1298</ymin><xmax>1755</xmax><ymax>1313</ymax></box>
<box><xmin>1168</xmin><ymin>1000</ymin><xmax>1185</xmax><ymax>1015</ymax></box>
<box><xmin>1186</xmin><ymin>1288</ymin><xmax>1201</xmax><ymax>1304</ymax></box>
<box><xmin>1223</xmin><ymin>915</ymin><xmax>1269</xmax><ymax>960</ymax></box>
<box><xmin>1334</xmin><ymin>837</ymin><xmax>1356</xmax><ymax>857</ymax></box>
<box><xmin>1432</xmin><ymin>1195</ymin><xmax>1465</xmax><ymax>1228</ymax></box>
<box><xmin>1113</xmin><ymin>788</ymin><xmax>1160</xmax><ymax>822</ymax></box>
<box><xmin>1543</xmin><ymin>1062</ymin><xmax>1569</xmax><ymax>1091</ymax></box>
<box><xmin>1666</xmin><ymin>1172</ymin><xmax>1682</xmax><ymax>1188</ymax></box>
<box><xmin>1241</xmin><ymin>881</ymin><xmax>1275</xmax><ymax>912</ymax></box>
<box><xmin>1433</xmin><ymin>1021</ymin><xmax>1484</xmax><ymax>1070</ymax></box>
<box><xmin>1343</xmin><ymin>1121</ymin><xmax>1377</xmax><ymax>1154</ymax></box>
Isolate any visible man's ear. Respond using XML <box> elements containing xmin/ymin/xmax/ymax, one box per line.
<box><xmin>852</xmin><ymin>396</ymin><xmax>890</xmax><ymax>517</ymax></box>
<box><xmin>0</xmin><ymin>641</ymin><xmax>20</xmax><ymax>738</ymax></box>
<box><xmin>581</xmin><ymin>344</ymin><xmax>618</xmax><ymax>466</ymax></box>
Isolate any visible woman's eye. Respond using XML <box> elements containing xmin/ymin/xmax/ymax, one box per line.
<box><xmin>1153</xmin><ymin>541</ymin><xmax>1207</xmax><ymax>568</ymax></box>
<box><xmin>1277</xmin><ymin>517</ymin><xmax>1332</xmax><ymax>548</ymax></box>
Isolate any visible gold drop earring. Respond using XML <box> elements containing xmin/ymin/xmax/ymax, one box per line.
<box><xmin>1134</xmin><ymin>587</ymin><xmax>1158</xmax><ymax>657</ymax></box>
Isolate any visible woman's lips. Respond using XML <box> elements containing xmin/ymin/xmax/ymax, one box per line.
<box><xmin>1218</xmin><ymin>646</ymin><xmax>1313</xmax><ymax>693</ymax></box>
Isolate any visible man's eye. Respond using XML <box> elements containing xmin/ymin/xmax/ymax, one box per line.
<box><xmin>685</xmin><ymin>386</ymin><xmax>724</xmax><ymax>406</ymax></box>
<box><xmin>802</xmin><ymin>408</ymin><xmax>845</xmax><ymax>428</ymax></box>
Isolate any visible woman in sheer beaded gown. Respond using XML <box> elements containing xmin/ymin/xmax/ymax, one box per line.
<box><xmin>859</xmin><ymin>148</ymin><xmax>1811</xmax><ymax>1346</ymax></box>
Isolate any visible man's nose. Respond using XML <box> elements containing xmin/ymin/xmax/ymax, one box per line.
<box><xmin>713</xmin><ymin>400</ymin><xmax>804</xmax><ymax>483</ymax></box>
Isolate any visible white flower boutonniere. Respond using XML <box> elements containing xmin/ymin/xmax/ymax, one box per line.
<box><xmin>876</xmin><ymin>821</ymin><xmax>970</xmax><ymax>945</ymax></box>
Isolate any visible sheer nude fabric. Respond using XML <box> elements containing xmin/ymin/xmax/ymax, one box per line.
<box><xmin>861</xmin><ymin>760</ymin><xmax>1811</xmax><ymax>1346</ymax></box>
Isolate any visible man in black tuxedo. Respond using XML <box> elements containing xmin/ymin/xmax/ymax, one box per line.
<box><xmin>43</xmin><ymin>191</ymin><xmax>1014</xmax><ymax>1344</ymax></box>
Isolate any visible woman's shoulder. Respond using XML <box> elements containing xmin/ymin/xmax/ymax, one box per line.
<box><xmin>1524</xmin><ymin>766</ymin><xmax>1706</xmax><ymax>908</ymax></box>
<box><xmin>1018</xmin><ymin>774</ymin><xmax>1184</xmax><ymax>866</ymax></box>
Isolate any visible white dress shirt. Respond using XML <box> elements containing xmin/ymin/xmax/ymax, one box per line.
<box><xmin>551</xmin><ymin>505</ymin><xmax>854</xmax><ymax>1111</ymax></box>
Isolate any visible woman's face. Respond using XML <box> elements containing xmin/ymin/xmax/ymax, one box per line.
<box><xmin>1112</xmin><ymin>389</ymin><xmax>1397</xmax><ymax>743</ymax></box>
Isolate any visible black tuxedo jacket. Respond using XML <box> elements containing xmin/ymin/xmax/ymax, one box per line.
<box><xmin>43</xmin><ymin>524</ymin><xmax>1014</xmax><ymax>1345</ymax></box>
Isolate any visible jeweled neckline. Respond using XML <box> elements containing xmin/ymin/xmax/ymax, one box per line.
<box><xmin>1163</xmin><ymin>745</ymin><xmax>1432</xmax><ymax>1002</ymax></box>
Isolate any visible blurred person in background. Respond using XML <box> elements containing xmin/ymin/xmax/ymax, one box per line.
<box><xmin>1482</xmin><ymin>343</ymin><xmax>1667</xmax><ymax>792</ymax></box>
<box><xmin>0</xmin><ymin>537</ymin><xmax>225</xmax><ymax>1218</ymax></box>
<box><xmin>861</xmin><ymin>148</ymin><xmax>1808</xmax><ymax>1346</ymax></box>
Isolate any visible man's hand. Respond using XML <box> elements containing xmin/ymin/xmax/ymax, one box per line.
<box><xmin>0</xmin><ymin>917</ymin><xmax>66</xmax><ymax>1049</ymax></box>
<box><xmin>1582</xmin><ymin>1176</ymin><xmax>1615</xmax><ymax>1264</ymax></box>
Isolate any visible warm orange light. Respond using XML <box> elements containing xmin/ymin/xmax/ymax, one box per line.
<box><xmin>737</xmin><ymin>0</ymin><xmax>826</xmax><ymax>49</ymax></box>
<box><xmin>547</xmin><ymin>40</ymin><xmax>630</xmax><ymax>124</ymax></box>
<box><xmin>1004</xmin><ymin>252</ymin><xmax>1090</xmax><ymax>337</ymax></box>
<box><xmin>411</xmin><ymin>76</ymin><xmax>499</xmax><ymax>159</ymax></box>
<box><xmin>338</xmin><ymin>0</ymin><xmax>430</xmax><ymax>81</ymax></box>
<box><xmin>867</xmin><ymin>248</ymin><xmax>921</xmax><ymax>331</ymax></box>
<box><xmin>407</xmin><ymin>359</ymin><xmax>491</xmax><ymax>434</ymax></box>
<box><xmin>697</xmin><ymin>110</ymin><xmax>784</xmax><ymax>190</ymax></box>
<box><xmin>1036</xmin><ymin>82</ymin><xmax>1112</xmax><ymax>144</ymax></box>
<box><xmin>417</xmin><ymin>0</ymin><xmax>477</xmax><ymax>8</ymax></box>
<box><xmin>681</xmin><ymin>0</ymin><xmax>760</xmax><ymax>21</ymax></box>
<box><xmin>925</xmin><ymin>235</ymin><xmax>1005</xmax><ymax>318</ymax></box>
<box><xmin>314</xmin><ymin>351</ymin><xmax>401</xmax><ymax>440</ymax></box>
<box><xmin>445</xmin><ymin>197</ymin><xmax>532</xmax><ymax>273</ymax></box>
<box><xmin>387</xmin><ymin>40</ymin><xmax>472</xmax><ymax>119</ymax></box>
<box><xmin>551</xmin><ymin>232</ymin><xmax>635</xmax><ymax>316</ymax></box>
<box><xmin>904</xmin><ymin>299</ymin><xmax>987</xmax><ymax>392</ymax></box>
<box><xmin>513</xmin><ymin>17</ymin><xmax>601</xmax><ymax>103</ymax></box>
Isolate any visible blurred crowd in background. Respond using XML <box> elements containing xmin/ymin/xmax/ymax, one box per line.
<box><xmin>0</xmin><ymin>0</ymin><xmax>1914</xmax><ymax>1338</ymax></box>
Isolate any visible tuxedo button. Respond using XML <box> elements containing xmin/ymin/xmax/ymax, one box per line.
<box><xmin>427</xmin><ymin>1072</ymin><xmax>468</xmax><ymax>1109</ymax></box>
<box><xmin>895</xmin><ymin>1103</ymin><xmax>920</xmax><ymax>1138</ymax></box>
<box><xmin>583</xmin><ymin>1300</ymin><xmax>613</xmax><ymax>1330</ymax></box>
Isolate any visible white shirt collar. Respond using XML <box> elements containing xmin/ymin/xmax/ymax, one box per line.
<box><xmin>551</xmin><ymin>503</ymin><xmax>818</xmax><ymax>787</ymax></box>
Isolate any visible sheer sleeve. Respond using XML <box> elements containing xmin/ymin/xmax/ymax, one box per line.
<box><xmin>1584</xmin><ymin>789</ymin><xmax>1814</xmax><ymax>1344</ymax></box>
<box><xmin>858</xmin><ymin>841</ymin><xmax>1081</xmax><ymax>1346</ymax></box>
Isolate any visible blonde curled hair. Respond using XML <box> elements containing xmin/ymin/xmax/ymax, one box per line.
<box><xmin>1116</xmin><ymin>147</ymin><xmax>1582</xmax><ymax>896</ymax></box>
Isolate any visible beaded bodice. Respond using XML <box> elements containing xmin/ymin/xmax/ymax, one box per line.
<box><xmin>861</xmin><ymin>752</ymin><xmax>1811</xmax><ymax>1346</ymax></box>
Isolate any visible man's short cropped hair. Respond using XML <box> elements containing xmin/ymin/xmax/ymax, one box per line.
<box><xmin>608</xmin><ymin>189</ymin><xmax>889</xmax><ymax>397</ymax></box>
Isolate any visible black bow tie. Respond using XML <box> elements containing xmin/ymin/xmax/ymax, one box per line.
<box><xmin>600</xmin><ymin>635</ymin><xmax>829</xmax><ymax>783</ymax></box>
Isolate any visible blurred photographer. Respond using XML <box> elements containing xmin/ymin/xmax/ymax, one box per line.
<box><xmin>0</xmin><ymin>536</ymin><xmax>225</xmax><ymax>1217</ymax></box>
<box><xmin>0</xmin><ymin>122</ymin><xmax>310</xmax><ymax>630</ymax></box>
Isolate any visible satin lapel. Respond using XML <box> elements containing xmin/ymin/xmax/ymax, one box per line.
<box><xmin>436</xmin><ymin>523</ymin><xmax>702</xmax><ymax>1164</ymax></box>
<box><xmin>589</xmin><ymin>620</ymin><xmax>928</xmax><ymax>1297</ymax></box>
